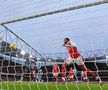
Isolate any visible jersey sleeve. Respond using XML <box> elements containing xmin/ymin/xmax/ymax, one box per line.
<box><xmin>70</xmin><ymin>41</ymin><xmax>77</xmax><ymax>47</ymax></box>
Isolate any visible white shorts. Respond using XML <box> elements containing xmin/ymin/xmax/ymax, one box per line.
<box><xmin>69</xmin><ymin>75</ymin><xmax>74</xmax><ymax>79</ymax></box>
<box><xmin>65</xmin><ymin>56</ymin><xmax>84</xmax><ymax>65</ymax></box>
<box><xmin>53</xmin><ymin>73</ymin><xmax>59</xmax><ymax>77</ymax></box>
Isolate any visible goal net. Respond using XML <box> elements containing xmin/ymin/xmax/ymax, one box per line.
<box><xmin>0</xmin><ymin>0</ymin><xmax>108</xmax><ymax>90</ymax></box>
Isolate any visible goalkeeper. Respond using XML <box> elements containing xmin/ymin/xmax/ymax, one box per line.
<box><xmin>62</xmin><ymin>38</ymin><xmax>103</xmax><ymax>85</ymax></box>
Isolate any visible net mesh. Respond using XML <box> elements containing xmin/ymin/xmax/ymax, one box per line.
<box><xmin>0</xmin><ymin>0</ymin><xmax>108</xmax><ymax>90</ymax></box>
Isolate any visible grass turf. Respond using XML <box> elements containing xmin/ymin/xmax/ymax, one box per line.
<box><xmin>0</xmin><ymin>82</ymin><xmax>108</xmax><ymax>90</ymax></box>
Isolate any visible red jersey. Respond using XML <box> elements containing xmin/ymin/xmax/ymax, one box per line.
<box><xmin>52</xmin><ymin>65</ymin><xmax>60</xmax><ymax>73</ymax></box>
<box><xmin>65</xmin><ymin>41</ymin><xmax>80</xmax><ymax>59</ymax></box>
<box><xmin>82</xmin><ymin>71</ymin><xmax>87</xmax><ymax>79</ymax></box>
<box><xmin>62</xmin><ymin>64</ymin><xmax>66</xmax><ymax>77</ymax></box>
<box><xmin>69</xmin><ymin>68</ymin><xmax>74</xmax><ymax>76</ymax></box>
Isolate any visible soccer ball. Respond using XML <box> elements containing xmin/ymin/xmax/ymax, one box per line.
<box><xmin>9</xmin><ymin>43</ymin><xmax>16</xmax><ymax>50</ymax></box>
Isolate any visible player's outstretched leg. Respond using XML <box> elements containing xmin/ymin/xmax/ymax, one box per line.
<box><xmin>79</xmin><ymin>64</ymin><xmax>96</xmax><ymax>78</ymax></box>
<box><xmin>75</xmin><ymin>56</ymin><xmax>103</xmax><ymax>85</ymax></box>
<box><xmin>79</xmin><ymin>64</ymin><xmax>104</xmax><ymax>85</ymax></box>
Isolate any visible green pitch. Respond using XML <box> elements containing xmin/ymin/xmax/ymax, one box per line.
<box><xmin>0</xmin><ymin>82</ymin><xmax>108</xmax><ymax>90</ymax></box>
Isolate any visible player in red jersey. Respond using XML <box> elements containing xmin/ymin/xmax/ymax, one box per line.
<box><xmin>67</xmin><ymin>67</ymin><xmax>74</xmax><ymax>82</ymax></box>
<box><xmin>81</xmin><ymin>71</ymin><xmax>88</xmax><ymax>81</ymax></box>
<box><xmin>62</xmin><ymin>38</ymin><xmax>103</xmax><ymax>85</ymax></box>
<box><xmin>52</xmin><ymin>64</ymin><xmax>60</xmax><ymax>82</ymax></box>
<box><xmin>61</xmin><ymin>64</ymin><xmax>66</xmax><ymax>82</ymax></box>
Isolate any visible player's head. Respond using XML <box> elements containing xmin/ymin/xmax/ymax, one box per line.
<box><xmin>54</xmin><ymin>63</ymin><xmax>57</xmax><ymax>65</ymax></box>
<box><xmin>64</xmin><ymin>38</ymin><xmax>70</xmax><ymax>44</ymax></box>
<box><xmin>70</xmin><ymin>67</ymin><xmax>73</xmax><ymax>70</ymax></box>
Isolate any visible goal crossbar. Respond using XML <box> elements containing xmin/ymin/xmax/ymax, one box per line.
<box><xmin>0</xmin><ymin>0</ymin><xmax>108</xmax><ymax>25</ymax></box>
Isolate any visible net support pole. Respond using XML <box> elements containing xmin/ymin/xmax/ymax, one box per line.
<box><xmin>1</xmin><ymin>25</ymin><xmax>45</xmax><ymax>60</ymax></box>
